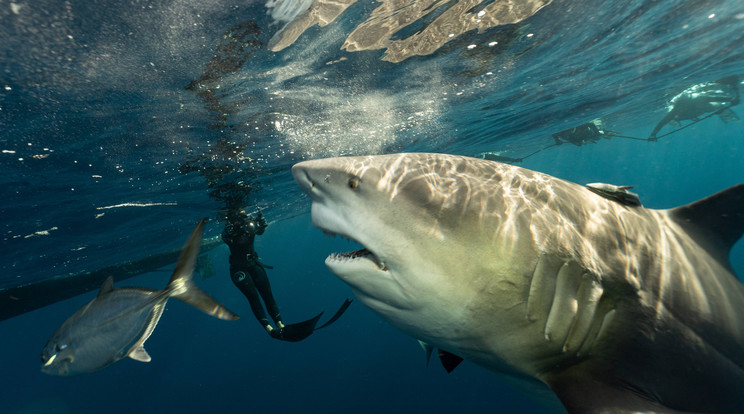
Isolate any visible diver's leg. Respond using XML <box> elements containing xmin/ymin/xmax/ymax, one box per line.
<box><xmin>250</xmin><ymin>265</ymin><xmax>283</xmax><ymax>328</ymax></box>
<box><xmin>231</xmin><ymin>271</ymin><xmax>272</xmax><ymax>331</ymax></box>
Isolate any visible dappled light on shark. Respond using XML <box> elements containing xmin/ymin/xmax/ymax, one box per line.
<box><xmin>293</xmin><ymin>152</ymin><xmax>744</xmax><ymax>414</ymax></box>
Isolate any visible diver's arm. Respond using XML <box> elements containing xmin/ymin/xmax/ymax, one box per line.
<box><xmin>649</xmin><ymin>111</ymin><xmax>676</xmax><ymax>139</ymax></box>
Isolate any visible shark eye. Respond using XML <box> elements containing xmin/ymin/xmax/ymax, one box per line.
<box><xmin>56</xmin><ymin>344</ymin><xmax>68</xmax><ymax>352</ymax></box>
<box><xmin>348</xmin><ymin>177</ymin><xmax>360</xmax><ymax>189</ymax></box>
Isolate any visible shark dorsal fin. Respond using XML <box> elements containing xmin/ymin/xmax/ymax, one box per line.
<box><xmin>98</xmin><ymin>276</ymin><xmax>115</xmax><ymax>297</ymax></box>
<box><xmin>669</xmin><ymin>183</ymin><xmax>744</xmax><ymax>271</ymax></box>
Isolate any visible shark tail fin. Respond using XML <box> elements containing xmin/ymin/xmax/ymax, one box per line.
<box><xmin>669</xmin><ymin>183</ymin><xmax>744</xmax><ymax>271</ymax></box>
<box><xmin>167</xmin><ymin>218</ymin><xmax>239</xmax><ymax>321</ymax></box>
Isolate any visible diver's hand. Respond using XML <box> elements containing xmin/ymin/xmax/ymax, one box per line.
<box><xmin>257</xmin><ymin>211</ymin><xmax>268</xmax><ymax>229</ymax></box>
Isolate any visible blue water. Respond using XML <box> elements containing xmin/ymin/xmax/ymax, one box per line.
<box><xmin>2</xmin><ymin>0</ymin><xmax>744</xmax><ymax>412</ymax></box>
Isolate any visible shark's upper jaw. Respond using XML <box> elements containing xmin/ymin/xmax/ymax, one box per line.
<box><xmin>293</xmin><ymin>163</ymin><xmax>389</xmax><ymax>274</ymax></box>
<box><xmin>292</xmin><ymin>160</ymin><xmax>421</xmax><ymax>311</ymax></box>
<box><xmin>309</xmin><ymin>191</ymin><xmax>389</xmax><ymax>275</ymax></box>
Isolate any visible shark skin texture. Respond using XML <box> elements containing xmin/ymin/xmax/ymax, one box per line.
<box><xmin>292</xmin><ymin>152</ymin><xmax>744</xmax><ymax>414</ymax></box>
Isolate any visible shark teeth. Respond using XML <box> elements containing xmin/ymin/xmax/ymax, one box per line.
<box><xmin>329</xmin><ymin>248</ymin><xmax>388</xmax><ymax>271</ymax></box>
<box><xmin>320</xmin><ymin>227</ymin><xmax>388</xmax><ymax>271</ymax></box>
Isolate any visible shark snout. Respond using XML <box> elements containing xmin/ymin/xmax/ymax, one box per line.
<box><xmin>292</xmin><ymin>160</ymin><xmax>339</xmax><ymax>200</ymax></box>
<box><xmin>291</xmin><ymin>163</ymin><xmax>313</xmax><ymax>194</ymax></box>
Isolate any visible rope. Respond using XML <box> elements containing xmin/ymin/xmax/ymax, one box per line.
<box><xmin>494</xmin><ymin>107</ymin><xmax>731</xmax><ymax>163</ymax></box>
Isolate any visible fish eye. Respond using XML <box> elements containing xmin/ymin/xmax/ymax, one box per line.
<box><xmin>56</xmin><ymin>344</ymin><xmax>67</xmax><ymax>352</ymax></box>
<box><xmin>348</xmin><ymin>177</ymin><xmax>360</xmax><ymax>189</ymax></box>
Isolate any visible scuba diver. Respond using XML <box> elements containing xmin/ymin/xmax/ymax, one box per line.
<box><xmin>222</xmin><ymin>209</ymin><xmax>351</xmax><ymax>342</ymax></box>
<box><xmin>648</xmin><ymin>76</ymin><xmax>741</xmax><ymax>140</ymax></box>
<box><xmin>552</xmin><ymin>119</ymin><xmax>616</xmax><ymax>146</ymax></box>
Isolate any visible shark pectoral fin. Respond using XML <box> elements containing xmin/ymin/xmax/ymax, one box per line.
<box><xmin>438</xmin><ymin>349</ymin><xmax>464</xmax><ymax>373</ymax></box>
<box><xmin>98</xmin><ymin>276</ymin><xmax>114</xmax><ymax>297</ymax></box>
<box><xmin>129</xmin><ymin>346</ymin><xmax>151</xmax><ymax>363</ymax></box>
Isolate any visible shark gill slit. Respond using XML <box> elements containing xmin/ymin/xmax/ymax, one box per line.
<box><xmin>528</xmin><ymin>254</ymin><xmax>610</xmax><ymax>355</ymax></box>
<box><xmin>562</xmin><ymin>272</ymin><xmax>604</xmax><ymax>353</ymax></box>
<box><xmin>544</xmin><ymin>261</ymin><xmax>582</xmax><ymax>343</ymax></box>
<box><xmin>525</xmin><ymin>252</ymin><xmax>560</xmax><ymax>323</ymax></box>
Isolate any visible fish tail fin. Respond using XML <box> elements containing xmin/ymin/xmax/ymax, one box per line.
<box><xmin>167</xmin><ymin>218</ymin><xmax>239</xmax><ymax>321</ymax></box>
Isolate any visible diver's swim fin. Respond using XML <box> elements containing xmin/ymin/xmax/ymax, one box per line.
<box><xmin>277</xmin><ymin>313</ymin><xmax>324</xmax><ymax>342</ymax></box>
<box><xmin>274</xmin><ymin>299</ymin><xmax>353</xmax><ymax>342</ymax></box>
<box><xmin>316</xmin><ymin>299</ymin><xmax>353</xmax><ymax>330</ymax></box>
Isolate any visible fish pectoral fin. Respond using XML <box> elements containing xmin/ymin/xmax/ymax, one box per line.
<box><xmin>129</xmin><ymin>345</ymin><xmax>152</xmax><ymax>363</ymax></box>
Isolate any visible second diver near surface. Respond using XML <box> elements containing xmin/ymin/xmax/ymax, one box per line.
<box><xmin>222</xmin><ymin>209</ymin><xmax>351</xmax><ymax>342</ymax></box>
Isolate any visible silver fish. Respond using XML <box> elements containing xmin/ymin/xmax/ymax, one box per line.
<box><xmin>41</xmin><ymin>218</ymin><xmax>238</xmax><ymax>376</ymax></box>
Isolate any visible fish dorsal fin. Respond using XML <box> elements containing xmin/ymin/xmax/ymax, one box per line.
<box><xmin>129</xmin><ymin>345</ymin><xmax>151</xmax><ymax>363</ymax></box>
<box><xmin>669</xmin><ymin>183</ymin><xmax>744</xmax><ymax>271</ymax></box>
<box><xmin>98</xmin><ymin>276</ymin><xmax>115</xmax><ymax>297</ymax></box>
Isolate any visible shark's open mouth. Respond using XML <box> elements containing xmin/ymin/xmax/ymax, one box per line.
<box><xmin>329</xmin><ymin>248</ymin><xmax>388</xmax><ymax>271</ymax></box>
<box><xmin>323</xmin><ymin>232</ymin><xmax>388</xmax><ymax>271</ymax></box>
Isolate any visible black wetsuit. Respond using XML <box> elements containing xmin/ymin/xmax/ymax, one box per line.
<box><xmin>222</xmin><ymin>214</ymin><xmax>283</xmax><ymax>334</ymax></box>
<box><xmin>552</xmin><ymin>122</ymin><xmax>602</xmax><ymax>146</ymax></box>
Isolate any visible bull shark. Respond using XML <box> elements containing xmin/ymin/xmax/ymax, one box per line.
<box><xmin>292</xmin><ymin>152</ymin><xmax>744</xmax><ymax>413</ymax></box>
<box><xmin>41</xmin><ymin>218</ymin><xmax>238</xmax><ymax>376</ymax></box>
